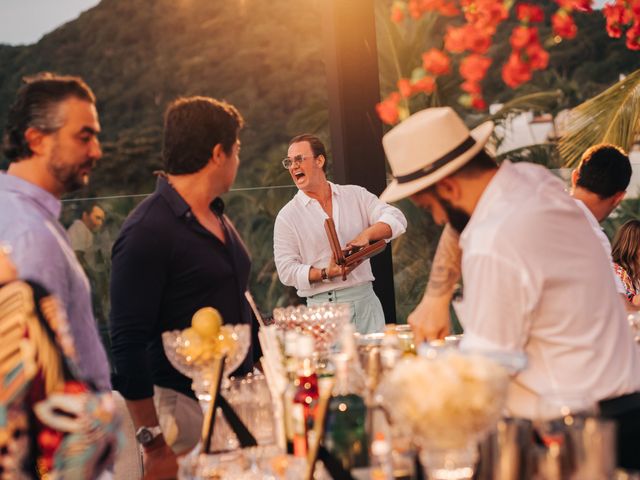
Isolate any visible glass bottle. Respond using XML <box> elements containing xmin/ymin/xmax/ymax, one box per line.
<box><xmin>324</xmin><ymin>352</ymin><xmax>369</xmax><ymax>470</ymax></box>
<box><xmin>292</xmin><ymin>334</ymin><xmax>319</xmax><ymax>456</ymax></box>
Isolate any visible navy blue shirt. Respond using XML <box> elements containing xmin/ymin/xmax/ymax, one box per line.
<box><xmin>110</xmin><ymin>176</ymin><xmax>258</xmax><ymax>400</ymax></box>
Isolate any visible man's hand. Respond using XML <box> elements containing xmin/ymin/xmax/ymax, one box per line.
<box><xmin>143</xmin><ymin>443</ymin><xmax>178</xmax><ymax>480</ymax></box>
<box><xmin>346</xmin><ymin>230</ymin><xmax>371</xmax><ymax>249</ymax></box>
<box><xmin>408</xmin><ymin>224</ymin><xmax>462</xmax><ymax>343</ymax></box>
<box><xmin>408</xmin><ymin>296</ymin><xmax>451</xmax><ymax>342</ymax></box>
<box><xmin>327</xmin><ymin>254</ymin><xmax>361</xmax><ymax>280</ymax></box>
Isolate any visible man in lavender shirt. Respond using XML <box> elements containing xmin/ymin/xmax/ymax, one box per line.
<box><xmin>0</xmin><ymin>73</ymin><xmax>110</xmax><ymax>391</ymax></box>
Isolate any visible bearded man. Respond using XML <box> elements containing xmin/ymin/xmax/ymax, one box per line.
<box><xmin>0</xmin><ymin>73</ymin><xmax>110</xmax><ymax>391</ymax></box>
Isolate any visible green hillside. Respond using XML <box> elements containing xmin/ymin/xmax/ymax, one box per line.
<box><xmin>1</xmin><ymin>0</ymin><xmax>639</xmax><ymax>322</ymax></box>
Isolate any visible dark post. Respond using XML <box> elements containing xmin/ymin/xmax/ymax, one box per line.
<box><xmin>322</xmin><ymin>0</ymin><xmax>397</xmax><ymax>323</ymax></box>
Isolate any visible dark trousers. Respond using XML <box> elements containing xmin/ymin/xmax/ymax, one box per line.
<box><xmin>599</xmin><ymin>392</ymin><xmax>640</xmax><ymax>471</ymax></box>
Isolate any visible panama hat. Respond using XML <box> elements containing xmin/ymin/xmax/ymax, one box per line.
<box><xmin>380</xmin><ymin>107</ymin><xmax>494</xmax><ymax>203</ymax></box>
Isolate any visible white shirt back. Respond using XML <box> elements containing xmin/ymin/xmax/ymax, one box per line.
<box><xmin>458</xmin><ymin>161</ymin><xmax>640</xmax><ymax>418</ymax></box>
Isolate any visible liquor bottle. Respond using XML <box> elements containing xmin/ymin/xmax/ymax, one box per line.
<box><xmin>324</xmin><ymin>351</ymin><xmax>369</xmax><ymax>470</ymax></box>
<box><xmin>292</xmin><ymin>334</ymin><xmax>319</xmax><ymax>455</ymax></box>
<box><xmin>282</xmin><ymin>331</ymin><xmax>300</xmax><ymax>447</ymax></box>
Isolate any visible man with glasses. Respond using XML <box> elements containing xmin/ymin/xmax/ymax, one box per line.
<box><xmin>274</xmin><ymin>134</ymin><xmax>406</xmax><ymax>333</ymax></box>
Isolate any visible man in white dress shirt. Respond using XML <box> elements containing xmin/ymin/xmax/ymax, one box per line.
<box><xmin>409</xmin><ymin>143</ymin><xmax>634</xmax><ymax>343</ymax></box>
<box><xmin>380</xmin><ymin>107</ymin><xmax>640</xmax><ymax>470</ymax></box>
<box><xmin>274</xmin><ymin>134</ymin><xmax>407</xmax><ymax>334</ymax></box>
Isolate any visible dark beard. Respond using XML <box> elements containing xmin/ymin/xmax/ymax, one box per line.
<box><xmin>435</xmin><ymin>193</ymin><xmax>470</xmax><ymax>234</ymax></box>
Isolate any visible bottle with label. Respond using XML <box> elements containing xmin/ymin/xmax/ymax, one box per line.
<box><xmin>324</xmin><ymin>350</ymin><xmax>369</xmax><ymax>470</ymax></box>
<box><xmin>292</xmin><ymin>334</ymin><xmax>319</xmax><ymax>455</ymax></box>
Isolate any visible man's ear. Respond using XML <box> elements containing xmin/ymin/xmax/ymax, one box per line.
<box><xmin>434</xmin><ymin>176</ymin><xmax>461</xmax><ymax>202</ymax></box>
<box><xmin>24</xmin><ymin>127</ymin><xmax>48</xmax><ymax>156</ymax></box>
<box><xmin>211</xmin><ymin>144</ymin><xmax>225</xmax><ymax>167</ymax></box>
<box><xmin>316</xmin><ymin>154</ymin><xmax>325</xmax><ymax>170</ymax></box>
<box><xmin>571</xmin><ymin>168</ymin><xmax>580</xmax><ymax>188</ymax></box>
<box><xmin>611</xmin><ymin>190</ymin><xmax>626</xmax><ymax>208</ymax></box>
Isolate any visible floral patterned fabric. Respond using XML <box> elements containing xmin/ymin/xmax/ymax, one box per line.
<box><xmin>613</xmin><ymin>262</ymin><xmax>639</xmax><ymax>303</ymax></box>
<box><xmin>0</xmin><ymin>280</ymin><xmax>120</xmax><ymax>479</ymax></box>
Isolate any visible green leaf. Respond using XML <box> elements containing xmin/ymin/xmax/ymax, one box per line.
<box><xmin>559</xmin><ymin>69</ymin><xmax>640</xmax><ymax>167</ymax></box>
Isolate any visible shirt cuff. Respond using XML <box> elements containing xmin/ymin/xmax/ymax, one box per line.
<box><xmin>377</xmin><ymin>213</ymin><xmax>406</xmax><ymax>241</ymax></box>
<box><xmin>296</xmin><ymin>265</ymin><xmax>312</xmax><ymax>291</ymax></box>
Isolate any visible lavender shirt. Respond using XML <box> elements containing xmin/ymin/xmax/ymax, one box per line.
<box><xmin>0</xmin><ymin>173</ymin><xmax>111</xmax><ymax>391</ymax></box>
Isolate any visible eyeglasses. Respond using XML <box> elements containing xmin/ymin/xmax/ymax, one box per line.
<box><xmin>282</xmin><ymin>154</ymin><xmax>317</xmax><ymax>169</ymax></box>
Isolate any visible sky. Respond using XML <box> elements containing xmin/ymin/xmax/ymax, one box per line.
<box><xmin>0</xmin><ymin>0</ymin><xmax>100</xmax><ymax>45</ymax></box>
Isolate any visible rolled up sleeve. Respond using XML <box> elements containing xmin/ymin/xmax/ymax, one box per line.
<box><xmin>362</xmin><ymin>189</ymin><xmax>407</xmax><ymax>240</ymax></box>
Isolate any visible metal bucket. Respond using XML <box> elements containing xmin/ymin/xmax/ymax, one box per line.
<box><xmin>476</xmin><ymin>418</ymin><xmax>535</xmax><ymax>480</ymax></box>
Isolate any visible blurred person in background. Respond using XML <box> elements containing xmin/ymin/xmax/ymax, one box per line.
<box><xmin>612</xmin><ymin>219</ymin><xmax>640</xmax><ymax>307</ymax></box>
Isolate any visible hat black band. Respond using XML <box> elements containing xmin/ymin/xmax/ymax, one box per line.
<box><xmin>395</xmin><ymin>136</ymin><xmax>477</xmax><ymax>184</ymax></box>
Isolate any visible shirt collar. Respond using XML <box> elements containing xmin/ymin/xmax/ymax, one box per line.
<box><xmin>0</xmin><ymin>172</ymin><xmax>61</xmax><ymax>219</ymax></box>
<box><xmin>295</xmin><ymin>181</ymin><xmax>339</xmax><ymax>206</ymax></box>
<box><xmin>460</xmin><ymin>161</ymin><xmax>511</xmax><ymax>245</ymax></box>
<box><xmin>157</xmin><ymin>175</ymin><xmax>225</xmax><ymax>217</ymax></box>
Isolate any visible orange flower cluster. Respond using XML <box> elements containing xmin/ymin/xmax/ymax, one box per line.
<box><xmin>378</xmin><ymin>0</ymin><xmax>640</xmax><ymax>125</ymax></box>
<box><xmin>603</xmin><ymin>0</ymin><xmax>640</xmax><ymax>49</ymax></box>
<box><xmin>502</xmin><ymin>5</ymin><xmax>549</xmax><ymax>87</ymax></box>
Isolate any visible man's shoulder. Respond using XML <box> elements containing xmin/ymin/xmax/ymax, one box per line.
<box><xmin>120</xmin><ymin>191</ymin><xmax>172</xmax><ymax>232</ymax></box>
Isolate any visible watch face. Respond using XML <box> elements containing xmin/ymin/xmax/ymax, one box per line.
<box><xmin>136</xmin><ymin>428</ymin><xmax>153</xmax><ymax>445</ymax></box>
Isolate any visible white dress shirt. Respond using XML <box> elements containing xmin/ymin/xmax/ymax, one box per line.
<box><xmin>458</xmin><ymin>161</ymin><xmax>640</xmax><ymax>418</ymax></box>
<box><xmin>274</xmin><ymin>182</ymin><xmax>407</xmax><ymax>297</ymax></box>
<box><xmin>573</xmin><ymin>199</ymin><xmax>626</xmax><ymax>295</ymax></box>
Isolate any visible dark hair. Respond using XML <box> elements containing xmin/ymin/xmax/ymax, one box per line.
<box><xmin>576</xmin><ymin>144</ymin><xmax>631</xmax><ymax>198</ymax></box>
<box><xmin>162</xmin><ymin>97</ymin><xmax>244</xmax><ymax>175</ymax></box>
<box><xmin>289</xmin><ymin>133</ymin><xmax>328</xmax><ymax>173</ymax></box>
<box><xmin>80</xmin><ymin>202</ymin><xmax>102</xmax><ymax>215</ymax></box>
<box><xmin>2</xmin><ymin>73</ymin><xmax>96</xmax><ymax>161</ymax></box>
<box><xmin>612</xmin><ymin>219</ymin><xmax>640</xmax><ymax>288</ymax></box>
<box><xmin>452</xmin><ymin>149</ymin><xmax>497</xmax><ymax>177</ymax></box>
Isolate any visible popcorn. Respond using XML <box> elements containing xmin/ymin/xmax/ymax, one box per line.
<box><xmin>379</xmin><ymin>351</ymin><xmax>509</xmax><ymax>449</ymax></box>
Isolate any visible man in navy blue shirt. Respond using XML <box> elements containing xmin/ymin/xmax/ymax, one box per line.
<box><xmin>110</xmin><ymin>97</ymin><xmax>258</xmax><ymax>477</ymax></box>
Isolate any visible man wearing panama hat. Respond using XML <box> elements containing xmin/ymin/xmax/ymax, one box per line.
<box><xmin>381</xmin><ymin>107</ymin><xmax>640</xmax><ymax>470</ymax></box>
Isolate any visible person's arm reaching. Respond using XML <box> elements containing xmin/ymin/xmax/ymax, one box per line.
<box><xmin>408</xmin><ymin>224</ymin><xmax>462</xmax><ymax>342</ymax></box>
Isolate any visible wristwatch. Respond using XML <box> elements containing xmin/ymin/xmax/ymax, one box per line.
<box><xmin>135</xmin><ymin>425</ymin><xmax>163</xmax><ymax>447</ymax></box>
<box><xmin>321</xmin><ymin>267</ymin><xmax>329</xmax><ymax>281</ymax></box>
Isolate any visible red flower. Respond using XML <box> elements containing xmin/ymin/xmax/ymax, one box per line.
<box><xmin>412</xmin><ymin>75</ymin><xmax>437</xmax><ymax>93</ymax></box>
<box><xmin>438</xmin><ymin>1</ymin><xmax>460</xmax><ymax>16</ymax></box>
<box><xmin>525</xmin><ymin>43</ymin><xmax>550</xmax><ymax>70</ymax></box>
<box><xmin>397</xmin><ymin>78</ymin><xmax>413</xmax><ymax>98</ymax></box>
<box><xmin>502</xmin><ymin>52</ymin><xmax>533</xmax><ymax>87</ymax></box>
<box><xmin>603</xmin><ymin>4</ymin><xmax>627</xmax><ymax>38</ymax></box>
<box><xmin>510</xmin><ymin>26</ymin><xmax>539</xmax><ymax>50</ymax></box>
<box><xmin>572</xmin><ymin>0</ymin><xmax>593</xmax><ymax>12</ymax></box>
<box><xmin>376</xmin><ymin>94</ymin><xmax>401</xmax><ymax>125</ymax></box>
<box><xmin>461</xmin><ymin>80</ymin><xmax>482</xmax><ymax>93</ymax></box>
<box><xmin>517</xmin><ymin>3</ymin><xmax>544</xmax><ymax>22</ymax></box>
<box><xmin>38</xmin><ymin>428</ymin><xmax>64</xmax><ymax>453</ymax></box>
<box><xmin>471</xmin><ymin>94</ymin><xmax>487</xmax><ymax>110</ymax></box>
<box><xmin>459</xmin><ymin>54</ymin><xmax>492</xmax><ymax>82</ymax></box>
<box><xmin>626</xmin><ymin>23</ymin><xmax>640</xmax><ymax>49</ymax></box>
<box><xmin>466</xmin><ymin>24</ymin><xmax>492</xmax><ymax>53</ymax></box>
<box><xmin>422</xmin><ymin>48</ymin><xmax>451</xmax><ymax>75</ymax></box>
<box><xmin>552</xmin><ymin>11</ymin><xmax>578</xmax><ymax>39</ymax></box>
<box><xmin>409</xmin><ymin>0</ymin><xmax>423</xmax><ymax>18</ymax></box>
<box><xmin>444</xmin><ymin>25</ymin><xmax>468</xmax><ymax>53</ymax></box>
<box><xmin>391</xmin><ymin>5</ymin><xmax>405</xmax><ymax>23</ymax></box>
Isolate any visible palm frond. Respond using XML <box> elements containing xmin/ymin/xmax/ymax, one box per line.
<box><xmin>559</xmin><ymin>69</ymin><xmax>640</xmax><ymax>168</ymax></box>
<box><xmin>484</xmin><ymin>91</ymin><xmax>564</xmax><ymax>125</ymax></box>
